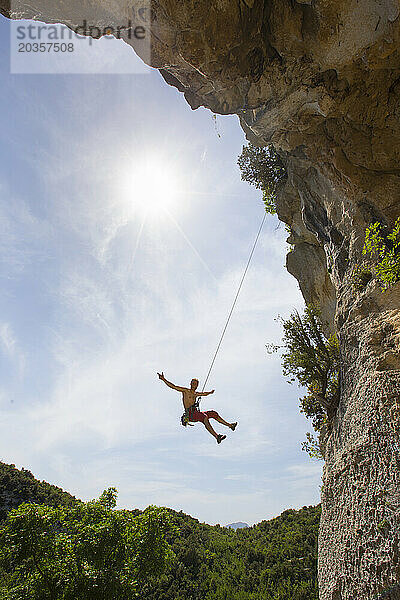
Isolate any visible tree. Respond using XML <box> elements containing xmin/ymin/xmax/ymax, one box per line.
<box><xmin>142</xmin><ymin>505</ymin><xmax>320</xmax><ymax>600</ymax></box>
<box><xmin>268</xmin><ymin>306</ymin><xmax>340</xmax><ymax>457</ymax></box>
<box><xmin>0</xmin><ymin>462</ymin><xmax>77</xmax><ymax>521</ymax></box>
<box><xmin>0</xmin><ymin>489</ymin><xmax>174</xmax><ymax>600</ymax></box>
<box><xmin>0</xmin><ymin>465</ymin><xmax>321</xmax><ymax>600</ymax></box>
<box><xmin>237</xmin><ymin>143</ymin><xmax>286</xmax><ymax>214</ymax></box>
<box><xmin>362</xmin><ymin>217</ymin><xmax>400</xmax><ymax>290</ymax></box>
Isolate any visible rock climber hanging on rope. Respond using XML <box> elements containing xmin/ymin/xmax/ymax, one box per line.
<box><xmin>155</xmin><ymin>212</ymin><xmax>266</xmax><ymax>446</ymax></box>
<box><xmin>157</xmin><ymin>372</ymin><xmax>237</xmax><ymax>444</ymax></box>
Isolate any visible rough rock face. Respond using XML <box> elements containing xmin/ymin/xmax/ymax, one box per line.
<box><xmin>1</xmin><ymin>1</ymin><xmax>400</xmax><ymax>598</ymax></box>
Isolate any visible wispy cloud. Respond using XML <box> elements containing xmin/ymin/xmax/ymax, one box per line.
<box><xmin>0</xmin><ymin>322</ymin><xmax>25</xmax><ymax>377</ymax></box>
<box><xmin>0</xmin><ymin>182</ymin><xmax>53</xmax><ymax>277</ymax></box>
<box><xmin>286</xmin><ymin>462</ymin><xmax>323</xmax><ymax>479</ymax></box>
<box><xmin>0</xmin><ymin>322</ymin><xmax>17</xmax><ymax>358</ymax></box>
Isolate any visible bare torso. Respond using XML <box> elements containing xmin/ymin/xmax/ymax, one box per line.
<box><xmin>182</xmin><ymin>389</ymin><xmax>198</xmax><ymax>410</ymax></box>
<box><xmin>157</xmin><ymin>373</ymin><xmax>209</xmax><ymax>410</ymax></box>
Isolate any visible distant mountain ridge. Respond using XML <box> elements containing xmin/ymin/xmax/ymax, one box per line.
<box><xmin>225</xmin><ymin>521</ymin><xmax>249</xmax><ymax>530</ymax></box>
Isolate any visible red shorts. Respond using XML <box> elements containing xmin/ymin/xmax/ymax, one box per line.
<box><xmin>189</xmin><ymin>409</ymin><xmax>219</xmax><ymax>424</ymax></box>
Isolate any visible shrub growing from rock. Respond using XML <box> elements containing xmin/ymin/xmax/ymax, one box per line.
<box><xmin>268</xmin><ymin>306</ymin><xmax>340</xmax><ymax>458</ymax></box>
<box><xmin>237</xmin><ymin>143</ymin><xmax>286</xmax><ymax>214</ymax></box>
<box><xmin>362</xmin><ymin>217</ymin><xmax>400</xmax><ymax>290</ymax></box>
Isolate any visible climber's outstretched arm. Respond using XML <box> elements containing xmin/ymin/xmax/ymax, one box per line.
<box><xmin>197</xmin><ymin>389</ymin><xmax>215</xmax><ymax>397</ymax></box>
<box><xmin>157</xmin><ymin>372</ymin><xmax>186</xmax><ymax>392</ymax></box>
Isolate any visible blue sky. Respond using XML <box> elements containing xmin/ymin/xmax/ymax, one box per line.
<box><xmin>0</xmin><ymin>16</ymin><xmax>321</xmax><ymax>525</ymax></box>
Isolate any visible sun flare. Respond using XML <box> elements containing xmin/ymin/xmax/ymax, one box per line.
<box><xmin>120</xmin><ymin>158</ymin><xmax>179</xmax><ymax>218</ymax></box>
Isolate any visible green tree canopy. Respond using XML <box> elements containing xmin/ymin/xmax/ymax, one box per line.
<box><xmin>237</xmin><ymin>143</ymin><xmax>286</xmax><ymax>214</ymax></box>
<box><xmin>280</xmin><ymin>306</ymin><xmax>339</xmax><ymax>427</ymax></box>
<box><xmin>362</xmin><ymin>217</ymin><xmax>400</xmax><ymax>290</ymax></box>
<box><xmin>0</xmin><ymin>463</ymin><xmax>77</xmax><ymax>521</ymax></box>
<box><xmin>144</xmin><ymin>505</ymin><xmax>320</xmax><ymax>600</ymax></box>
<box><xmin>268</xmin><ymin>306</ymin><xmax>340</xmax><ymax>457</ymax></box>
<box><xmin>0</xmin><ymin>463</ymin><xmax>320</xmax><ymax>600</ymax></box>
<box><xmin>0</xmin><ymin>489</ymin><xmax>174</xmax><ymax>600</ymax></box>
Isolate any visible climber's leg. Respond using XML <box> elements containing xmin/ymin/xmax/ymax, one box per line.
<box><xmin>203</xmin><ymin>416</ymin><xmax>219</xmax><ymax>440</ymax></box>
<box><xmin>205</xmin><ymin>410</ymin><xmax>237</xmax><ymax>430</ymax></box>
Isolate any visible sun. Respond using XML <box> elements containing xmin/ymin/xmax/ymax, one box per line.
<box><xmin>119</xmin><ymin>158</ymin><xmax>179</xmax><ymax>219</ymax></box>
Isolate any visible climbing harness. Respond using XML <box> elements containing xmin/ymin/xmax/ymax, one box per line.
<box><xmin>181</xmin><ymin>401</ymin><xmax>199</xmax><ymax>427</ymax></box>
<box><xmin>200</xmin><ymin>211</ymin><xmax>267</xmax><ymax>394</ymax></box>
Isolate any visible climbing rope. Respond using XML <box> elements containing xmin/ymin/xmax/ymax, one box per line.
<box><xmin>201</xmin><ymin>211</ymin><xmax>267</xmax><ymax>393</ymax></box>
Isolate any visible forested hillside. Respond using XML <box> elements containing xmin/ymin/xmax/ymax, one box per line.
<box><xmin>0</xmin><ymin>462</ymin><xmax>320</xmax><ymax>599</ymax></box>
<box><xmin>0</xmin><ymin>462</ymin><xmax>77</xmax><ymax>519</ymax></box>
<box><xmin>144</xmin><ymin>505</ymin><xmax>320</xmax><ymax>600</ymax></box>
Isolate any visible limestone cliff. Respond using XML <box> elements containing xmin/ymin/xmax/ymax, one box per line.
<box><xmin>1</xmin><ymin>1</ymin><xmax>400</xmax><ymax>598</ymax></box>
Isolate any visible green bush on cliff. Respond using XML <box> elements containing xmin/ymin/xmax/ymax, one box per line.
<box><xmin>301</xmin><ymin>433</ymin><xmax>324</xmax><ymax>461</ymax></box>
<box><xmin>237</xmin><ymin>143</ymin><xmax>286</xmax><ymax>214</ymax></box>
<box><xmin>268</xmin><ymin>306</ymin><xmax>340</xmax><ymax>458</ymax></box>
<box><xmin>0</xmin><ymin>489</ymin><xmax>174</xmax><ymax>600</ymax></box>
<box><xmin>362</xmin><ymin>217</ymin><xmax>400</xmax><ymax>290</ymax></box>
